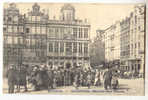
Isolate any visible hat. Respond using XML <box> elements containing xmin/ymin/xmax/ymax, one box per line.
<box><xmin>40</xmin><ymin>64</ymin><xmax>44</xmax><ymax>68</ymax></box>
<box><xmin>9</xmin><ymin>65</ymin><xmax>13</xmax><ymax>69</ymax></box>
<box><xmin>33</xmin><ymin>66</ymin><xmax>38</xmax><ymax>71</ymax></box>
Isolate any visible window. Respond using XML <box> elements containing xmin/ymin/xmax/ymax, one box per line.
<box><xmin>36</xmin><ymin>16</ymin><xmax>40</xmax><ymax>21</ymax></box>
<box><xmin>3</xmin><ymin>27</ymin><xmax>6</xmax><ymax>32</ymax></box>
<box><xmin>48</xmin><ymin>28</ymin><xmax>55</xmax><ymax>38</ymax></box>
<box><xmin>49</xmin><ymin>43</ymin><xmax>53</xmax><ymax>52</ymax></box>
<box><xmin>60</xmin><ymin>42</ymin><xmax>64</xmax><ymax>52</ymax></box>
<box><xmin>41</xmin><ymin>51</ymin><xmax>44</xmax><ymax>57</ymax></box>
<box><xmin>19</xmin><ymin>26</ymin><xmax>24</xmax><ymax>33</ymax></box>
<box><xmin>131</xmin><ymin>44</ymin><xmax>133</xmax><ymax>49</ymax></box>
<box><xmin>8</xmin><ymin>17</ymin><xmax>12</xmax><ymax>22</ymax></box>
<box><xmin>18</xmin><ymin>38</ymin><xmax>21</xmax><ymax>44</ymax></box>
<box><xmin>49</xmin><ymin>28</ymin><xmax>52</xmax><ymax>33</ymax></box>
<box><xmin>14</xmin><ymin>37</ymin><xmax>18</xmax><ymax>44</ymax></box>
<box><xmin>36</xmin><ymin>51</ymin><xmax>39</xmax><ymax>57</ymax></box>
<box><xmin>55</xmin><ymin>28</ymin><xmax>59</xmax><ymax>33</ymax></box>
<box><xmin>3</xmin><ymin>17</ymin><xmax>6</xmax><ymax>22</ymax></box>
<box><xmin>13</xmin><ymin>26</ymin><xmax>17</xmax><ymax>33</ymax></box>
<box><xmin>135</xmin><ymin>16</ymin><xmax>137</xmax><ymax>24</ymax></box>
<box><xmin>26</xmin><ymin>39</ymin><xmax>30</xmax><ymax>47</ymax></box>
<box><xmin>84</xmin><ymin>43</ymin><xmax>88</xmax><ymax>53</ymax></box>
<box><xmin>73</xmin><ymin>28</ymin><xmax>77</xmax><ymax>38</ymax></box>
<box><xmin>55</xmin><ymin>42</ymin><xmax>59</xmax><ymax>52</ymax></box>
<box><xmin>138</xmin><ymin>26</ymin><xmax>141</xmax><ymax>31</ymax></box>
<box><xmin>138</xmin><ymin>64</ymin><xmax>140</xmax><ymax>70</ymax></box>
<box><xmin>84</xmin><ymin>28</ymin><xmax>88</xmax><ymax>38</ymax></box>
<box><xmin>8</xmin><ymin>26</ymin><xmax>12</xmax><ymax>32</ymax></box>
<box><xmin>28</xmin><ymin>16</ymin><xmax>32</xmax><ymax>21</ymax></box>
<box><xmin>66</xmin><ymin>42</ymin><xmax>72</xmax><ymax>54</ymax></box>
<box><xmin>73</xmin><ymin>42</ymin><xmax>77</xmax><ymax>53</ymax></box>
<box><xmin>14</xmin><ymin>16</ymin><xmax>18</xmax><ymax>22</ymax></box>
<box><xmin>36</xmin><ymin>27</ymin><xmax>40</xmax><ymax>34</ymax></box>
<box><xmin>58</xmin><ymin>28</ymin><xmax>61</xmax><ymax>38</ymax></box>
<box><xmin>79</xmin><ymin>28</ymin><xmax>82</xmax><ymax>38</ymax></box>
<box><xmin>32</xmin><ymin>16</ymin><xmax>36</xmax><ymax>21</ymax></box>
<box><xmin>111</xmin><ymin>34</ymin><xmax>114</xmax><ymax>40</ymax></box>
<box><xmin>111</xmin><ymin>46</ymin><xmax>114</xmax><ymax>51</ymax></box>
<box><xmin>32</xmin><ymin>27</ymin><xmax>36</xmax><ymax>34</ymax></box>
<box><xmin>138</xmin><ymin>42</ymin><xmax>140</xmax><ymax>48</ymax></box>
<box><xmin>7</xmin><ymin>36</ymin><xmax>12</xmax><ymax>44</ymax></box>
<box><xmin>55</xmin><ymin>28</ymin><xmax>59</xmax><ymax>38</ymax></box>
<box><xmin>26</xmin><ymin>28</ymin><xmax>30</xmax><ymax>33</ymax></box>
<box><xmin>42</xmin><ymin>27</ymin><xmax>46</xmax><ymax>34</ymax></box>
<box><xmin>79</xmin><ymin>43</ymin><xmax>82</xmax><ymax>53</ymax></box>
<box><xmin>60</xmin><ymin>28</ymin><xmax>64</xmax><ymax>38</ymax></box>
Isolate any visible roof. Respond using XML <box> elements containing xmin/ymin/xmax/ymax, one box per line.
<box><xmin>61</xmin><ymin>4</ymin><xmax>75</xmax><ymax>12</ymax></box>
<box><xmin>6</xmin><ymin>3</ymin><xmax>19</xmax><ymax>13</ymax></box>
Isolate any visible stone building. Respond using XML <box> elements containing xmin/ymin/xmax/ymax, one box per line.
<box><xmin>120</xmin><ymin>5</ymin><xmax>145</xmax><ymax>76</ymax></box>
<box><xmin>3</xmin><ymin>3</ymin><xmax>91</xmax><ymax>69</ymax></box>
<box><xmin>47</xmin><ymin>4</ymin><xmax>91</xmax><ymax>68</ymax></box>
<box><xmin>97</xmin><ymin>4</ymin><xmax>145</xmax><ymax>76</ymax></box>
<box><xmin>97</xmin><ymin>21</ymin><xmax>121</xmax><ymax>64</ymax></box>
<box><xmin>3</xmin><ymin>3</ymin><xmax>25</xmax><ymax>67</ymax></box>
<box><xmin>24</xmin><ymin>3</ymin><xmax>48</xmax><ymax>64</ymax></box>
<box><xmin>120</xmin><ymin>17</ymin><xmax>131</xmax><ymax>65</ymax></box>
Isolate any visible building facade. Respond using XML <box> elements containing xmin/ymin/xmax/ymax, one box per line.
<box><xmin>97</xmin><ymin>4</ymin><xmax>145</xmax><ymax>75</ymax></box>
<box><xmin>24</xmin><ymin>3</ymin><xmax>48</xmax><ymax>65</ymax></box>
<box><xmin>97</xmin><ymin>21</ymin><xmax>121</xmax><ymax>64</ymax></box>
<box><xmin>3</xmin><ymin>3</ymin><xmax>91</xmax><ymax>69</ymax></box>
<box><xmin>120</xmin><ymin>17</ymin><xmax>130</xmax><ymax>64</ymax></box>
<box><xmin>47</xmin><ymin>4</ymin><xmax>90</xmax><ymax>68</ymax></box>
<box><xmin>3</xmin><ymin>3</ymin><xmax>25</xmax><ymax>67</ymax></box>
<box><xmin>120</xmin><ymin>5</ymin><xmax>145</xmax><ymax>75</ymax></box>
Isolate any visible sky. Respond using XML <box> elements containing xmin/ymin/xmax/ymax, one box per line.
<box><xmin>4</xmin><ymin>3</ymin><xmax>138</xmax><ymax>39</ymax></box>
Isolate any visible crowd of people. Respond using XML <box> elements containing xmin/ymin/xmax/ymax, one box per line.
<box><xmin>6</xmin><ymin>64</ymin><xmax>119</xmax><ymax>93</ymax></box>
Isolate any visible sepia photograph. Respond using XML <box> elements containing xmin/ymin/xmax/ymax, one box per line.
<box><xmin>2</xmin><ymin>2</ymin><xmax>146</xmax><ymax>95</ymax></box>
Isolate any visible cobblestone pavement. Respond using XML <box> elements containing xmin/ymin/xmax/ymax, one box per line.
<box><xmin>3</xmin><ymin>78</ymin><xmax>144</xmax><ymax>95</ymax></box>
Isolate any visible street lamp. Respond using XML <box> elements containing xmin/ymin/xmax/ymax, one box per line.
<box><xmin>17</xmin><ymin>32</ymin><xmax>25</xmax><ymax>70</ymax></box>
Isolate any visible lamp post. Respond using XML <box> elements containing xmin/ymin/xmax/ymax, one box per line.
<box><xmin>17</xmin><ymin>32</ymin><xmax>25</xmax><ymax>71</ymax></box>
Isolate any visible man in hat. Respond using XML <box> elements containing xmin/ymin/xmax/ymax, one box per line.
<box><xmin>74</xmin><ymin>74</ymin><xmax>79</xmax><ymax>89</ymax></box>
<box><xmin>87</xmin><ymin>72</ymin><xmax>91</xmax><ymax>89</ymax></box>
<box><xmin>18</xmin><ymin>64</ymin><xmax>28</xmax><ymax>92</ymax></box>
<box><xmin>7</xmin><ymin>65</ymin><xmax>16</xmax><ymax>93</ymax></box>
<box><xmin>103</xmin><ymin>68</ymin><xmax>112</xmax><ymax>90</ymax></box>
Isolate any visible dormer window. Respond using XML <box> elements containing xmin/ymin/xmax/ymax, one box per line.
<box><xmin>32</xmin><ymin>3</ymin><xmax>40</xmax><ymax>13</ymax></box>
<box><xmin>61</xmin><ymin>4</ymin><xmax>75</xmax><ymax>21</ymax></box>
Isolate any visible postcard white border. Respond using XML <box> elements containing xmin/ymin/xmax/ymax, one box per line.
<box><xmin>0</xmin><ymin>0</ymin><xmax>147</xmax><ymax>100</ymax></box>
